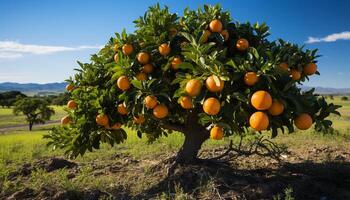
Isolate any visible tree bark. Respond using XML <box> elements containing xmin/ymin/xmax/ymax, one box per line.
<box><xmin>29</xmin><ymin>122</ymin><xmax>33</xmax><ymax>131</ymax></box>
<box><xmin>176</xmin><ymin>127</ymin><xmax>209</xmax><ymax>163</ymax></box>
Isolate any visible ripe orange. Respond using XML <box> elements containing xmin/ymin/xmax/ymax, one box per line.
<box><xmin>153</xmin><ymin>104</ymin><xmax>169</xmax><ymax>119</ymax></box>
<box><xmin>66</xmin><ymin>84</ymin><xmax>74</xmax><ymax>92</ymax></box>
<box><xmin>137</xmin><ymin>52</ymin><xmax>150</xmax><ymax>64</ymax></box>
<box><xmin>268</xmin><ymin>100</ymin><xmax>284</xmax><ymax>116</ymax></box>
<box><xmin>303</xmin><ymin>63</ymin><xmax>317</xmax><ymax>75</ymax></box>
<box><xmin>209</xmin><ymin>19</ymin><xmax>223</xmax><ymax>33</ymax></box>
<box><xmin>202</xmin><ymin>30</ymin><xmax>211</xmax><ymax>43</ymax></box>
<box><xmin>136</xmin><ymin>72</ymin><xmax>147</xmax><ymax>81</ymax></box>
<box><xmin>210</xmin><ymin>126</ymin><xmax>224</xmax><ymax>140</ymax></box>
<box><xmin>185</xmin><ymin>79</ymin><xmax>202</xmax><ymax>97</ymax></box>
<box><xmin>158</xmin><ymin>43</ymin><xmax>171</xmax><ymax>56</ymax></box>
<box><xmin>169</xmin><ymin>27</ymin><xmax>178</xmax><ymax>37</ymax></box>
<box><xmin>244</xmin><ymin>72</ymin><xmax>259</xmax><ymax>86</ymax></box>
<box><xmin>142</xmin><ymin>64</ymin><xmax>153</xmax><ymax>74</ymax></box>
<box><xmin>114</xmin><ymin>54</ymin><xmax>119</xmax><ymax>63</ymax></box>
<box><xmin>220</xmin><ymin>30</ymin><xmax>229</xmax><ymax>41</ymax></box>
<box><xmin>117</xmin><ymin>75</ymin><xmax>130</xmax><ymax>91</ymax></box>
<box><xmin>203</xmin><ymin>97</ymin><xmax>221</xmax><ymax>115</ymax></box>
<box><xmin>205</xmin><ymin>75</ymin><xmax>224</xmax><ymax>92</ymax></box>
<box><xmin>144</xmin><ymin>95</ymin><xmax>158</xmax><ymax>109</ymax></box>
<box><xmin>133</xmin><ymin>115</ymin><xmax>145</xmax><ymax>124</ymax></box>
<box><xmin>249</xmin><ymin>111</ymin><xmax>269</xmax><ymax>131</ymax></box>
<box><xmin>61</xmin><ymin>116</ymin><xmax>71</xmax><ymax>125</ymax></box>
<box><xmin>279</xmin><ymin>63</ymin><xmax>289</xmax><ymax>71</ymax></box>
<box><xmin>236</xmin><ymin>38</ymin><xmax>249</xmax><ymax>51</ymax></box>
<box><xmin>67</xmin><ymin>100</ymin><xmax>77</xmax><ymax>109</ymax></box>
<box><xmin>111</xmin><ymin>123</ymin><xmax>122</xmax><ymax>130</ymax></box>
<box><xmin>180</xmin><ymin>96</ymin><xmax>193</xmax><ymax>109</ymax></box>
<box><xmin>122</xmin><ymin>44</ymin><xmax>133</xmax><ymax>55</ymax></box>
<box><xmin>96</xmin><ymin>114</ymin><xmax>109</xmax><ymax>126</ymax></box>
<box><xmin>290</xmin><ymin>70</ymin><xmax>301</xmax><ymax>81</ymax></box>
<box><xmin>117</xmin><ymin>103</ymin><xmax>128</xmax><ymax>115</ymax></box>
<box><xmin>294</xmin><ymin>113</ymin><xmax>313</xmax><ymax>130</ymax></box>
<box><xmin>171</xmin><ymin>57</ymin><xmax>182</xmax><ymax>70</ymax></box>
<box><xmin>251</xmin><ymin>90</ymin><xmax>272</xmax><ymax>110</ymax></box>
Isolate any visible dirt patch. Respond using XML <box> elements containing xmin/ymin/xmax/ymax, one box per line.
<box><xmin>7</xmin><ymin>157</ymin><xmax>77</xmax><ymax>180</ymax></box>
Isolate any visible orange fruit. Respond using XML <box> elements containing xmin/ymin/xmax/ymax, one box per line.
<box><xmin>158</xmin><ymin>43</ymin><xmax>171</xmax><ymax>56</ymax></box>
<box><xmin>169</xmin><ymin>27</ymin><xmax>178</xmax><ymax>37</ymax></box>
<box><xmin>210</xmin><ymin>126</ymin><xmax>224</xmax><ymax>140</ymax></box>
<box><xmin>185</xmin><ymin>79</ymin><xmax>202</xmax><ymax>97</ymax></box>
<box><xmin>244</xmin><ymin>72</ymin><xmax>259</xmax><ymax>86</ymax></box>
<box><xmin>171</xmin><ymin>57</ymin><xmax>182</xmax><ymax>70</ymax></box>
<box><xmin>249</xmin><ymin>111</ymin><xmax>269</xmax><ymax>131</ymax></box>
<box><xmin>209</xmin><ymin>19</ymin><xmax>223</xmax><ymax>33</ymax></box>
<box><xmin>61</xmin><ymin>116</ymin><xmax>72</xmax><ymax>125</ymax></box>
<box><xmin>113</xmin><ymin>44</ymin><xmax>119</xmax><ymax>52</ymax></box>
<box><xmin>136</xmin><ymin>72</ymin><xmax>147</xmax><ymax>81</ymax></box>
<box><xmin>205</xmin><ymin>75</ymin><xmax>224</xmax><ymax>92</ymax></box>
<box><xmin>111</xmin><ymin>123</ymin><xmax>122</xmax><ymax>130</ymax></box>
<box><xmin>202</xmin><ymin>30</ymin><xmax>211</xmax><ymax>43</ymax></box>
<box><xmin>153</xmin><ymin>104</ymin><xmax>169</xmax><ymax>119</ymax></box>
<box><xmin>268</xmin><ymin>100</ymin><xmax>284</xmax><ymax>116</ymax></box>
<box><xmin>133</xmin><ymin>115</ymin><xmax>145</xmax><ymax>124</ymax></box>
<box><xmin>142</xmin><ymin>64</ymin><xmax>153</xmax><ymax>74</ymax></box>
<box><xmin>114</xmin><ymin>54</ymin><xmax>119</xmax><ymax>63</ymax></box>
<box><xmin>203</xmin><ymin>97</ymin><xmax>221</xmax><ymax>115</ymax></box>
<box><xmin>66</xmin><ymin>84</ymin><xmax>74</xmax><ymax>92</ymax></box>
<box><xmin>279</xmin><ymin>63</ymin><xmax>289</xmax><ymax>71</ymax></box>
<box><xmin>117</xmin><ymin>103</ymin><xmax>128</xmax><ymax>115</ymax></box>
<box><xmin>67</xmin><ymin>100</ymin><xmax>77</xmax><ymax>109</ymax></box>
<box><xmin>251</xmin><ymin>90</ymin><xmax>272</xmax><ymax>110</ymax></box>
<box><xmin>180</xmin><ymin>96</ymin><xmax>193</xmax><ymax>109</ymax></box>
<box><xmin>96</xmin><ymin>114</ymin><xmax>109</xmax><ymax>126</ymax></box>
<box><xmin>122</xmin><ymin>44</ymin><xmax>133</xmax><ymax>55</ymax></box>
<box><xmin>117</xmin><ymin>76</ymin><xmax>130</xmax><ymax>91</ymax></box>
<box><xmin>236</xmin><ymin>38</ymin><xmax>249</xmax><ymax>51</ymax></box>
<box><xmin>144</xmin><ymin>95</ymin><xmax>158</xmax><ymax>109</ymax></box>
<box><xmin>220</xmin><ymin>30</ymin><xmax>229</xmax><ymax>41</ymax></box>
<box><xmin>303</xmin><ymin>63</ymin><xmax>317</xmax><ymax>75</ymax></box>
<box><xmin>294</xmin><ymin>113</ymin><xmax>313</xmax><ymax>130</ymax></box>
<box><xmin>137</xmin><ymin>52</ymin><xmax>150</xmax><ymax>64</ymax></box>
<box><xmin>290</xmin><ymin>70</ymin><xmax>301</xmax><ymax>81</ymax></box>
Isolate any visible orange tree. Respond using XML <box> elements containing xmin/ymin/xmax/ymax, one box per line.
<box><xmin>46</xmin><ymin>4</ymin><xmax>340</xmax><ymax>164</ymax></box>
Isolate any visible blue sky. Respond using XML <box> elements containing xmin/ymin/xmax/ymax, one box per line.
<box><xmin>0</xmin><ymin>0</ymin><xmax>349</xmax><ymax>88</ymax></box>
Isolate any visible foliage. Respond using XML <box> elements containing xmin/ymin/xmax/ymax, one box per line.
<box><xmin>13</xmin><ymin>98</ymin><xmax>55</xmax><ymax>131</ymax></box>
<box><xmin>0</xmin><ymin>91</ymin><xmax>26</xmax><ymax>108</ymax></box>
<box><xmin>46</xmin><ymin>4</ymin><xmax>340</xmax><ymax>158</ymax></box>
<box><xmin>341</xmin><ymin>96</ymin><xmax>348</xmax><ymax>101</ymax></box>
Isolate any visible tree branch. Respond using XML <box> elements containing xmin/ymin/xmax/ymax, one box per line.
<box><xmin>161</xmin><ymin>122</ymin><xmax>186</xmax><ymax>133</ymax></box>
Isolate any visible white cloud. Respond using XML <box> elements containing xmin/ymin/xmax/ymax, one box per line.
<box><xmin>306</xmin><ymin>31</ymin><xmax>350</xmax><ymax>44</ymax></box>
<box><xmin>0</xmin><ymin>40</ymin><xmax>102</xmax><ymax>59</ymax></box>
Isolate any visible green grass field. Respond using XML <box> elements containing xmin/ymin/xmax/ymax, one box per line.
<box><xmin>0</xmin><ymin>106</ymin><xmax>66</xmax><ymax>129</ymax></box>
<box><xmin>0</xmin><ymin>96</ymin><xmax>349</xmax><ymax>199</ymax></box>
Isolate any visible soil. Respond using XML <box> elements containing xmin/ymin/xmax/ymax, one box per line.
<box><xmin>2</xmin><ymin>146</ymin><xmax>350</xmax><ymax>200</ymax></box>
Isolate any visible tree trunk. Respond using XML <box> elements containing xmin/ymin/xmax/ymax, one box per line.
<box><xmin>29</xmin><ymin>122</ymin><xmax>33</xmax><ymax>131</ymax></box>
<box><xmin>176</xmin><ymin>126</ymin><xmax>210</xmax><ymax>164</ymax></box>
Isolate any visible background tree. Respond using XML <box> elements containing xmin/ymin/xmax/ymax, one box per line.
<box><xmin>13</xmin><ymin>98</ymin><xmax>55</xmax><ymax>131</ymax></box>
<box><xmin>341</xmin><ymin>96</ymin><xmax>348</xmax><ymax>101</ymax></box>
<box><xmin>46</xmin><ymin>4</ymin><xmax>340</xmax><ymax>164</ymax></box>
<box><xmin>0</xmin><ymin>91</ymin><xmax>26</xmax><ymax>108</ymax></box>
<box><xmin>50</xmin><ymin>92</ymin><xmax>70</xmax><ymax>105</ymax></box>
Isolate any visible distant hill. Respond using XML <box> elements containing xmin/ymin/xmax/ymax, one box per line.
<box><xmin>0</xmin><ymin>82</ymin><xmax>65</xmax><ymax>95</ymax></box>
<box><xmin>300</xmin><ymin>86</ymin><xmax>350</xmax><ymax>94</ymax></box>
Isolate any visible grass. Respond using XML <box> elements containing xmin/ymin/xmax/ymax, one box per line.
<box><xmin>0</xmin><ymin>106</ymin><xmax>66</xmax><ymax>128</ymax></box>
<box><xmin>0</xmin><ymin>96</ymin><xmax>349</xmax><ymax>199</ymax></box>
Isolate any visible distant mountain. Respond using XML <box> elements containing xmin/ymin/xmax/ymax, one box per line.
<box><xmin>0</xmin><ymin>82</ymin><xmax>66</xmax><ymax>94</ymax></box>
<box><xmin>300</xmin><ymin>85</ymin><xmax>350</xmax><ymax>94</ymax></box>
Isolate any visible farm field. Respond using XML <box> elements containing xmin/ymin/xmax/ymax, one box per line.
<box><xmin>0</xmin><ymin>96</ymin><xmax>349</xmax><ymax>199</ymax></box>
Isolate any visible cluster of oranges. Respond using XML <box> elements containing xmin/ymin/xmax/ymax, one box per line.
<box><xmin>279</xmin><ymin>62</ymin><xmax>318</xmax><ymax>81</ymax></box>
